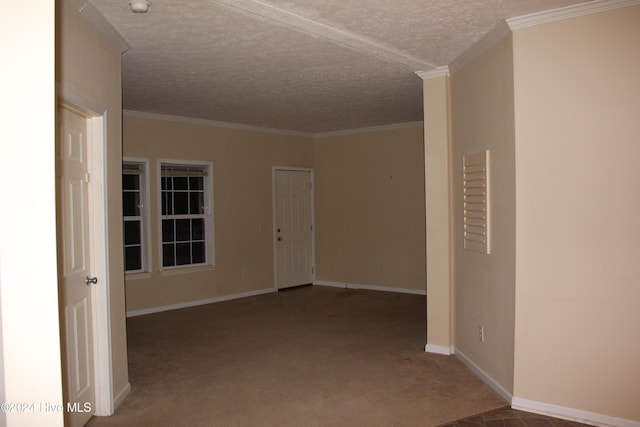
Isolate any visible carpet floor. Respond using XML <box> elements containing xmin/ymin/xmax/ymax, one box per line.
<box><xmin>88</xmin><ymin>285</ymin><xmax>507</xmax><ymax>426</ymax></box>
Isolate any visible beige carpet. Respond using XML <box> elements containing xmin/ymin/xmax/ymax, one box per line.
<box><xmin>88</xmin><ymin>286</ymin><xmax>506</xmax><ymax>426</ymax></box>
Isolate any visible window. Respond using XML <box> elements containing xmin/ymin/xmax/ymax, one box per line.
<box><xmin>123</xmin><ymin>160</ymin><xmax>149</xmax><ymax>272</ymax></box>
<box><xmin>160</xmin><ymin>162</ymin><xmax>213</xmax><ymax>268</ymax></box>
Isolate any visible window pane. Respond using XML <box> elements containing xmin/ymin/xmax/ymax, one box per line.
<box><xmin>125</xmin><ymin>246</ymin><xmax>142</xmax><ymax>271</ymax></box>
<box><xmin>192</xmin><ymin>242</ymin><xmax>205</xmax><ymax>264</ymax></box>
<box><xmin>174</xmin><ymin>176</ymin><xmax>188</xmax><ymax>190</ymax></box>
<box><xmin>161</xmin><ymin>176</ymin><xmax>172</xmax><ymax>191</ymax></box>
<box><xmin>162</xmin><ymin>191</ymin><xmax>173</xmax><ymax>215</ymax></box>
<box><xmin>162</xmin><ymin>220</ymin><xmax>174</xmax><ymax>243</ymax></box>
<box><xmin>189</xmin><ymin>176</ymin><xmax>203</xmax><ymax>190</ymax></box>
<box><xmin>123</xmin><ymin>174</ymin><xmax>140</xmax><ymax>190</ymax></box>
<box><xmin>174</xmin><ymin>192</ymin><xmax>188</xmax><ymax>214</ymax></box>
<box><xmin>162</xmin><ymin>243</ymin><xmax>175</xmax><ymax>267</ymax></box>
<box><xmin>176</xmin><ymin>243</ymin><xmax>191</xmax><ymax>265</ymax></box>
<box><xmin>192</xmin><ymin>219</ymin><xmax>204</xmax><ymax>240</ymax></box>
<box><xmin>176</xmin><ymin>219</ymin><xmax>190</xmax><ymax>241</ymax></box>
<box><xmin>123</xmin><ymin>192</ymin><xmax>140</xmax><ymax>216</ymax></box>
<box><xmin>124</xmin><ymin>220</ymin><xmax>141</xmax><ymax>245</ymax></box>
<box><xmin>190</xmin><ymin>192</ymin><xmax>204</xmax><ymax>214</ymax></box>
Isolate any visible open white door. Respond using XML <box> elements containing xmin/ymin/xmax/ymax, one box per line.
<box><xmin>273</xmin><ymin>168</ymin><xmax>314</xmax><ymax>289</ymax></box>
<box><xmin>57</xmin><ymin>105</ymin><xmax>97</xmax><ymax>426</ymax></box>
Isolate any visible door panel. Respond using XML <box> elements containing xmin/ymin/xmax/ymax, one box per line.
<box><xmin>58</xmin><ymin>105</ymin><xmax>95</xmax><ymax>427</ymax></box>
<box><xmin>274</xmin><ymin>170</ymin><xmax>313</xmax><ymax>289</ymax></box>
<box><xmin>68</xmin><ymin>299</ymin><xmax>91</xmax><ymax>397</ymax></box>
<box><xmin>65</xmin><ymin>178</ymin><xmax>87</xmax><ymax>274</ymax></box>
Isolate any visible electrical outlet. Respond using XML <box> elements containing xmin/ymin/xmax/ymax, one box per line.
<box><xmin>479</xmin><ymin>326</ymin><xmax>485</xmax><ymax>342</ymax></box>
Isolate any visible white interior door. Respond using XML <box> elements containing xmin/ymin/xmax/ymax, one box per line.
<box><xmin>57</xmin><ymin>105</ymin><xmax>96</xmax><ymax>427</ymax></box>
<box><xmin>274</xmin><ymin>169</ymin><xmax>314</xmax><ymax>289</ymax></box>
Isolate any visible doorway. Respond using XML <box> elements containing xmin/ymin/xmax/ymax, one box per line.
<box><xmin>272</xmin><ymin>167</ymin><xmax>315</xmax><ymax>289</ymax></box>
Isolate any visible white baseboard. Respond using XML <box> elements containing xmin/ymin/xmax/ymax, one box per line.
<box><xmin>113</xmin><ymin>382</ymin><xmax>131</xmax><ymax>411</ymax></box>
<box><xmin>512</xmin><ymin>397</ymin><xmax>640</xmax><ymax>427</ymax></box>
<box><xmin>424</xmin><ymin>343</ymin><xmax>453</xmax><ymax>355</ymax></box>
<box><xmin>314</xmin><ymin>280</ymin><xmax>426</xmax><ymax>295</ymax></box>
<box><xmin>452</xmin><ymin>349</ymin><xmax>639</xmax><ymax>427</ymax></box>
<box><xmin>453</xmin><ymin>347</ymin><xmax>513</xmax><ymax>404</ymax></box>
<box><xmin>126</xmin><ymin>288</ymin><xmax>275</xmax><ymax>317</ymax></box>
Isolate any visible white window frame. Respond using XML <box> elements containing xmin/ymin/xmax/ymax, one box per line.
<box><xmin>158</xmin><ymin>159</ymin><xmax>215</xmax><ymax>271</ymax></box>
<box><xmin>123</xmin><ymin>158</ymin><xmax>151</xmax><ymax>274</ymax></box>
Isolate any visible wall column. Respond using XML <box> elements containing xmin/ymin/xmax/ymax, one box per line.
<box><xmin>416</xmin><ymin>68</ymin><xmax>453</xmax><ymax>355</ymax></box>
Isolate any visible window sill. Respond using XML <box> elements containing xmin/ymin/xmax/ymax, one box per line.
<box><xmin>159</xmin><ymin>264</ymin><xmax>215</xmax><ymax>276</ymax></box>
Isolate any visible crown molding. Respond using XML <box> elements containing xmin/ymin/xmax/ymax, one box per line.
<box><xmin>415</xmin><ymin>67</ymin><xmax>450</xmax><ymax>81</ymax></box>
<box><xmin>123</xmin><ymin>110</ymin><xmax>316</xmax><ymax>138</ymax></box>
<box><xmin>314</xmin><ymin>121</ymin><xmax>423</xmax><ymax>138</ymax></box>
<box><xmin>448</xmin><ymin>20</ymin><xmax>511</xmax><ymax>75</ymax></box>
<box><xmin>447</xmin><ymin>0</ymin><xmax>639</xmax><ymax>75</ymax></box>
<box><xmin>67</xmin><ymin>0</ymin><xmax>130</xmax><ymax>53</ymax></box>
<box><xmin>124</xmin><ymin>110</ymin><xmax>423</xmax><ymax>139</ymax></box>
<box><xmin>507</xmin><ymin>0</ymin><xmax>640</xmax><ymax>30</ymax></box>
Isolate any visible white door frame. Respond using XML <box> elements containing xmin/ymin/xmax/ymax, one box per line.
<box><xmin>271</xmin><ymin>166</ymin><xmax>316</xmax><ymax>290</ymax></box>
<box><xmin>58</xmin><ymin>87</ymin><xmax>113</xmax><ymax>416</ymax></box>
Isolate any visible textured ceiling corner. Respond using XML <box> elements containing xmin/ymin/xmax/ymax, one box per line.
<box><xmin>211</xmin><ymin>0</ymin><xmax>437</xmax><ymax>70</ymax></box>
<box><xmin>68</xmin><ymin>0</ymin><xmax>130</xmax><ymax>53</ymax></box>
<box><xmin>448</xmin><ymin>20</ymin><xmax>511</xmax><ymax>75</ymax></box>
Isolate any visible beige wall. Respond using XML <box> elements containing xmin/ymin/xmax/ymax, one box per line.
<box><xmin>57</xmin><ymin>0</ymin><xmax>130</xmax><ymax>404</ymax></box>
<box><xmin>123</xmin><ymin>116</ymin><xmax>314</xmax><ymax>311</ymax></box>
<box><xmin>0</xmin><ymin>1</ymin><xmax>62</xmax><ymax>425</ymax></box>
<box><xmin>314</xmin><ymin>126</ymin><xmax>426</xmax><ymax>291</ymax></box>
<box><xmin>125</xmin><ymin>118</ymin><xmax>425</xmax><ymax>308</ymax></box>
<box><xmin>512</xmin><ymin>6</ymin><xmax>640</xmax><ymax>421</ymax></box>
<box><xmin>450</xmin><ymin>34</ymin><xmax>516</xmax><ymax>393</ymax></box>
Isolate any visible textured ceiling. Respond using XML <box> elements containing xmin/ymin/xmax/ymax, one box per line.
<box><xmin>88</xmin><ymin>0</ymin><xmax>589</xmax><ymax>133</ymax></box>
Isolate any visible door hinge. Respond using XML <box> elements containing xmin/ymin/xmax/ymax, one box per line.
<box><xmin>312</xmin><ymin>267</ymin><xmax>315</xmax><ymax>274</ymax></box>
<box><xmin>310</xmin><ymin>224</ymin><xmax>313</xmax><ymax>231</ymax></box>
<box><xmin>309</xmin><ymin>182</ymin><xmax>313</xmax><ymax>190</ymax></box>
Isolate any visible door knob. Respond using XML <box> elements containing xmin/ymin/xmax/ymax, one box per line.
<box><xmin>85</xmin><ymin>276</ymin><xmax>98</xmax><ymax>286</ymax></box>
